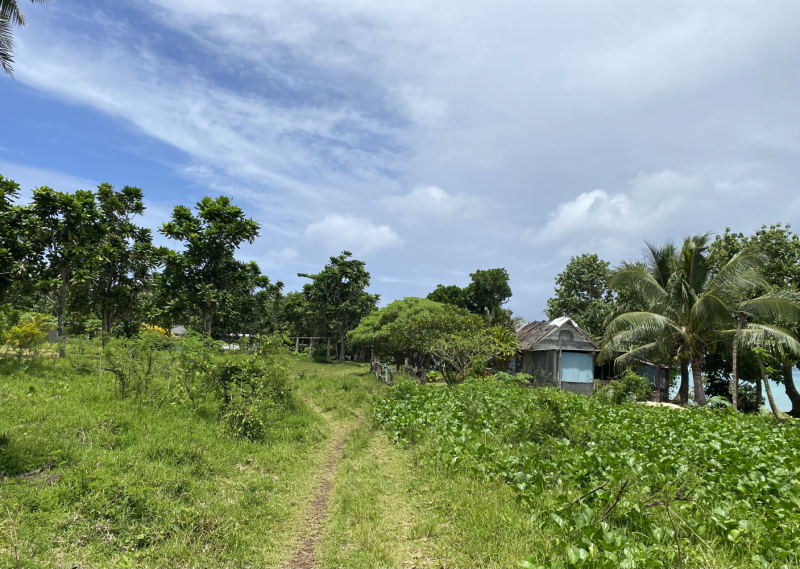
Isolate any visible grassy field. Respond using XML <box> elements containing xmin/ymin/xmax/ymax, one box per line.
<box><xmin>3</xmin><ymin>350</ymin><xmax>798</xmax><ymax>568</ymax></box>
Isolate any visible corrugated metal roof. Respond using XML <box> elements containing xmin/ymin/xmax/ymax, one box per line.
<box><xmin>515</xmin><ymin>317</ymin><xmax>599</xmax><ymax>351</ymax></box>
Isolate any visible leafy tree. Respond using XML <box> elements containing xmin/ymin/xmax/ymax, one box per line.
<box><xmin>464</xmin><ymin>268</ymin><xmax>512</xmax><ymax>314</ymax></box>
<box><xmin>299</xmin><ymin>251</ymin><xmax>378</xmax><ymax>363</ymax></box>
<box><xmin>604</xmin><ymin>235</ymin><xmax>783</xmax><ymax>406</ymax></box>
<box><xmin>0</xmin><ymin>174</ymin><xmax>26</xmax><ymax>300</ymax></box>
<box><xmin>426</xmin><ymin>284</ymin><xmax>468</xmax><ymax>310</ymax></box>
<box><xmin>22</xmin><ymin>186</ymin><xmax>99</xmax><ymax>356</ymax></box>
<box><xmin>348</xmin><ymin>297</ymin><xmax>483</xmax><ymax>376</ymax></box>
<box><xmin>1</xmin><ymin>0</ymin><xmax>47</xmax><ymax>76</ymax></box>
<box><xmin>159</xmin><ymin>196</ymin><xmax>260</xmax><ymax>335</ymax></box>
<box><xmin>72</xmin><ymin>184</ymin><xmax>160</xmax><ymax>340</ymax></box>
<box><xmin>427</xmin><ymin>268</ymin><xmax>512</xmax><ymax>317</ymax></box>
<box><xmin>545</xmin><ymin>254</ymin><xmax>614</xmax><ymax>339</ymax></box>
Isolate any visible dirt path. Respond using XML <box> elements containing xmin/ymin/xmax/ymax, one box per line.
<box><xmin>285</xmin><ymin>426</ymin><xmax>351</xmax><ymax>569</ymax></box>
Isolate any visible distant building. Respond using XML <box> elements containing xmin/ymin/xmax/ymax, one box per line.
<box><xmin>515</xmin><ymin>317</ymin><xmax>599</xmax><ymax>396</ymax></box>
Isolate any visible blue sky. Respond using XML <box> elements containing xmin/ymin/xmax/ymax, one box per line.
<box><xmin>3</xmin><ymin>0</ymin><xmax>800</xmax><ymax>320</ymax></box>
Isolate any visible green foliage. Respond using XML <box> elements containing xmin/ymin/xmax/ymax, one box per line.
<box><xmin>159</xmin><ymin>196</ymin><xmax>260</xmax><ymax>335</ymax></box>
<box><xmin>348</xmin><ymin>297</ymin><xmax>483</xmax><ymax>368</ymax></box>
<box><xmin>375</xmin><ymin>380</ymin><xmax>800</xmax><ymax>568</ymax></box>
<box><xmin>427</xmin><ymin>284</ymin><xmax>469</xmax><ymax>310</ymax></box>
<box><xmin>546</xmin><ymin>254</ymin><xmax>616</xmax><ymax>339</ymax></box>
<box><xmin>597</xmin><ymin>369</ymin><xmax>651</xmax><ymax>405</ymax></box>
<box><xmin>299</xmin><ymin>251</ymin><xmax>378</xmax><ymax>362</ymax></box>
<box><xmin>427</xmin><ymin>268</ymin><xmax>512</xmax><ymax>317</ymax></box>
<box><xmin>426</xmin><ymin>370</ymin><xmax>441</xmax><ymax>382</ymax></box>
<box><xmin>2</xmin><ymin>312</ymin><xmax>51</xmax><ymax>359</ymax></box>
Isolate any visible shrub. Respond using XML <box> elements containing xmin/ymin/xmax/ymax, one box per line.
<box><xmin>597</xmin><ymin>369</ymin><xmax>650</xmax><ymax>404</ymax></box>
<box><xmin>3</xmin><ymin>313</ymin><xmax>52</xmax><ymax>359</ymax></box>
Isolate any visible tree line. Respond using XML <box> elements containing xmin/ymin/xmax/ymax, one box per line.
<box><xmin>0</xmin><ymin>174</ymin><xmax>379</xmax><ymax>362</ymax></box>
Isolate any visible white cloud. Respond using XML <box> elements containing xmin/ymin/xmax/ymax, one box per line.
<box><xmin>379</xmin><ymin>185</ymin><xmax>480</xmax><ymax>224</ymax></box>
<box><xmin>525</xmin><ymin>169</ymin><xmax>753</xmax><ymax>256</ymax></box>
<box><xmin>305</xmin><ymin>214</ymin><xmax>403</xmax><ymax>255</ymax></box>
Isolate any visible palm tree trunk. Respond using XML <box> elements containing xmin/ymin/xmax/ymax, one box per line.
<box><xmin>755</xmin><ymin>376</ymin><xmax>763</xmax><ymax>408</ymax></box>
<box><xmin>673</xmin><ymin>360</ymin><xmax>690</xmax><ymax>405</ymax></box>
<box><xmin>782</xmin><ymin>363</ymin><xmax>800</xmax><ymax>418</ymax></box>
<box><xmin>690</xmin><ymin>352</ymin><xmax>707</xmax><ymax>406</ymax></box>
<box><xmin>759</xmin><ymin>355</ymin><xmax>786</xmax><ymax>420</ymax></box>
<box><xmin>731</xmin><ymin>313</ymin><xmax>745</xmax><ymax>411</ymax></box>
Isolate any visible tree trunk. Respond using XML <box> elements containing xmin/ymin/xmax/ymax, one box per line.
<box><xmin>732</xmin><ymin>313</ymin><xmax>745</xmax><ymax>411</ymax></box>
<box><xmin>57</xmin><ymin>268</ymin><xmax>68</xmax><ymax>358</ymax></box>
<box><xmin>756</xmin><ymin>376</ymin><xmax>763</xmax><ymax>409</ymax></box>
<box><xmin>339</xmin><ymin>328</ymin><xmax>346</xmax><ymax>363</ymax></box>
<box><xmin>782</xmin><ymin>363</ymin><xmax>800</xmax><ymax>418</ymax></box>
<box><xmin>202</xmin><ymin>311</ymin><xmax>212</xmax><ymax>336</ymax></box>
<box><xmin>673</xmin><ymin>360</ymin><xmax>690</xmax><ymax>405</ymax></box>
<box><xmin>759</xmin><ymin>356</ymin><xmax>786</xmax><ymax>420</ymax></box>
<box><xmin>690</xmin><ymin>352</ymin><xmax>707</xmax><ymax>406</ymax></box>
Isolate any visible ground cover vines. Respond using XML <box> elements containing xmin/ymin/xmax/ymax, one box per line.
<box><xmin>374</xmin><ymin>380</ymin><xmax>800</xmax><ymax>568</ymax></box>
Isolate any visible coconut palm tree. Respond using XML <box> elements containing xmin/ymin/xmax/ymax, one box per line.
<box><xmin>603</xmin><ymin>235</ymin><xmax>795</xmax><ymax>407</ymax></box>
<box><xmin>727</xmin><ymin>289</ymin><xmax>800</xmax><ymax>410</ymax></box>
<box><xmin>1</xmin><ymin>0</ymin><xmax>48</xmax><ymax>77</ymax></box>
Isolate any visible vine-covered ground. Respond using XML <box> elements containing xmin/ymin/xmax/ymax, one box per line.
<box><xmin>374</xmin><ymin>379</ymin><xmax>800</xmax><ymax>568</ymax></box>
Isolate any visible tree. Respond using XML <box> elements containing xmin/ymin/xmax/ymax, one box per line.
<box><xmin>299</xmin><ymin>251</ymin><xmax>378</xmax><ymax>363</ymax></box>
<box><xmin>604</xmin><ymin>235</ymin><xmax>777</xmax><ymax>406</ymax></box>
<box><xmin>159</xmin><ymin>196</ymin><xmax>260</xmax><ymax>335</ymax></box>
<box><xmin>427</xmin><ymin>284</ymin><xmax>468</xmax><ymax>310</ymax></box>
<box><xmin>546</xmin><ymin>254</ymin><xmax>615</xmax><ymax>339</ymax></box>
<box><xmin>0</xmin><ymin>174</ymin><xmax>26</xmax><ymax>300</ymax></box>
<box><xmin>23</xmin><ymin>186</ymin><xmax>99</xmax><ymax>357</ymax></box>
<box><xmin>348</xmin><ymin>297</ymin><xmax>484</xmax><ymax>376</ymax></box>
<box><xmin>710</xmin><ymin>224</ymin><xmax>800</xmax><ymax>416</ymax></box>
<box><xmin>464</xmin><ymin>268</ymin><xmax>512</xmax><ymax>315</ymax></box>
<box><xmin>72</xmin><ymin>184</ymin><xmax>160</xmax><ymax>340</ymax></box>
<box><xmin>1</xmin><ymin>0</ymin><xmax>48</xmax><ymax>77</ymax></box>
<box><xmin>427</xmin><ymin>268</ymin><xmax>512</xmax><ymax>317</ymax></box>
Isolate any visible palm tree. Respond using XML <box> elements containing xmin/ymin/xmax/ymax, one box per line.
<box><xmin>603</xmin><ymin>235</ymin><xmax>791</xmax><ymax>407</ymax></box>
<box><xmin>727</xmin><ymin>290</ymin><xmax>800</xmax><ymax>410</ymax></box>
<box><xmin>1</xmin><ymin>0</ymin><xmax>48</xmax><ymax>77</ymax></box>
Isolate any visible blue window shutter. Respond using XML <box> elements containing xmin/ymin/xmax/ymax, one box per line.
<box><xmin>561</xmin><ymin>352</ymin><xmax>594</xmax><ymax>383</ymax></box>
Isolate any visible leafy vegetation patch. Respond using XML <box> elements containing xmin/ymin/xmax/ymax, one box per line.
<box><xmin>374</xmin><ymin>380</ymin><xmax>800</xmax><ymax>568</ymax></box>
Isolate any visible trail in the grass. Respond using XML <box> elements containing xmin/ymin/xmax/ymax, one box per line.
<box><xmin>286</xmin><ymin>420</ymin><xmax>354</xmax><ymax>569</ymax></box>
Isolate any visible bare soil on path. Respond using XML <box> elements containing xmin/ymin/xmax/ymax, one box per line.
<box><xmin>285</xmin><ymin>424</ymin><xmax>352</xmax><ymax>569</ymax></box>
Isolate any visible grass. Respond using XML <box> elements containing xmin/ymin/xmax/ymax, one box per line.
<box><xmin>0</xmin><ymin>353</ymin><xmax>330</xmax><ymax>568</ymax></box>
<box><xmin>7</xmin><ymin>349</ymin><xmax>794</xmax><ymax>568</ymax></box>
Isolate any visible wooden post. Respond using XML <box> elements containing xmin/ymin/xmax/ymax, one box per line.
<box><xmin>295</xmin><ymin>337</ymin><xmax>299</xmax><ymax>353</ymax></box>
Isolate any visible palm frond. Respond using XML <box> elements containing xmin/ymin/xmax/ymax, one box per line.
<box><xmin>643</xmin><ymin>240</ymin><xmax>677</xmax><ymax>288</ymax></box>
<box><xmin>613</xmin><ymin>341</ymin><xmax>662</xmax><ymax>368</ymax></box>
<box><xmin>734</xmin><ymin>323</ymin><xmax>800</xmax><ymax>360</ymax></box>
<box><xmin>0</xmin><ymin>13</ymin><xmax>13</xmax><ymax>76</ymax></box>
<box><xmin>0</xmin><ymin>0</ymin><xmax>25</xmax><ymax>27</ymax></box>
<box><xmin>739</xmin><ymin>290</ymin><xmax>800</xmax><ymax>325</ymax></box>
<box><xmin>706</xmin><ymin>248</ymin><xmax>769</xmax><ymax>299</ymax></box>
<box><xmin>691</xmin><ymin>292</ymin><xmax>735</xmax><ymax>332</ymax></box>
<box><xmin>611</xmin><ymin>266</ymin><xmax>670</xmax><ymax>310</ymax></box>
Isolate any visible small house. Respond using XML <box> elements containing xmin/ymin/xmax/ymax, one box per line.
<box><xmin>515</xmin><ymin>317</ymin><xmax>599</xmax><ymax>395</ymax></box>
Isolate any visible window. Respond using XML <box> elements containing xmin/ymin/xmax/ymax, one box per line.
<box><xmin>558</xmin><ymin>329</ymin><xmax>574</xmax><ymax>342</ymax></box>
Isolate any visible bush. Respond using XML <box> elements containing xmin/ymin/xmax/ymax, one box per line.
<box><xmin>174</xmin><ymin>332</ymin><xmax>292</xmax><ymax>441</ymax></box>
<box><xmin>3</xmin><ymin>313</ymin><xmax>52</xmax><ymax>359</ymax></box>
<box><xmin>597</xmin><ymin>369</ymin><xmax>650</xmax><ymax>404</ymax></box>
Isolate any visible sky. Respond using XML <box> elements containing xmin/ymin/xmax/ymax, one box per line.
<box><xmin>2</xmin><ymin>0</ymin><xmax>800</xmax><ymax>320</ymax></box>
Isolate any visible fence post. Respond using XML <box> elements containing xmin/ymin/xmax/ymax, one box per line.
<box><xmin>295</xmin><ymin>337</ymin><xmax>299</xmax><ymax>353</ymax></box>
<box><xmin>327</xmin><ymin>338</ymin><xmax>331</xmax><ymax>360</ymax></box>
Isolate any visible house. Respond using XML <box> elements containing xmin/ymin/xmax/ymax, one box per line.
<box><xmin>515</xmin><ymin>317</ymin><xmax>599</xmax><ymax>395</ymax></box>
